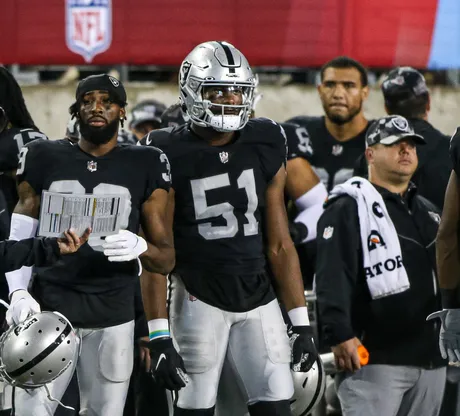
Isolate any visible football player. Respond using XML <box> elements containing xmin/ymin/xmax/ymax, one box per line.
<box><xmin>129</xmin><ymin>99</ymin><xmax>167</xmax><ymax>140</ymax></box>
<box><xmin>157</xmin><ymin>109</ymin><xmax>327</xmax><ymax>248</ymax></box>
<box><xmin>284</xmin><ymin>56</ymin><xmax>371</xmax><ymax>304</ymax></box>
<box><xmin>0</xmin><ymin>69</ymin><xmax>48</xmax><ymax>414</ymax></box>
<box><xmin>428</xmin><ymin>127</ymin><xmax>460</xmax><ymax>362</ymax></box>
<box><xmin>140</xmin><ymin>41</ymin><xmax>317</xmax><ymax>416</ymax></box>
<box><xmin>280</xmin><ymin>122</ymin><xmax>327</xmax><ymax>246</ymax></box>
<box><xmin>285</xmin><ymin>56</ymin><xmax>371</xmax><ymax>192</ymax></box>
<box><xmin>0</xmin><ymin>66</ymin><xmax>48</xmax><ymax>219</ymax></box>
<box><xmin>6</xmin><ymin>74</ymin><xmax>175</xmax><ymax>416</ymax></box>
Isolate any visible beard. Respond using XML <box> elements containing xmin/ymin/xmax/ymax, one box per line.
<box><xmin>325</xmin><ymin>101</ymin><xmax>362</xmax><ymax>126</ymax></box>
<box><xmin>79</xmin><ymin>117</ymin><xmax>119</xmax><ymax>145</ymax></box>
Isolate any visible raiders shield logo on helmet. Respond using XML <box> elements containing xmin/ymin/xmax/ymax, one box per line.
<box><xmin>179</xmin><ymin>61</ymin><xmax>192</xmax><ymax>87</ymax></box>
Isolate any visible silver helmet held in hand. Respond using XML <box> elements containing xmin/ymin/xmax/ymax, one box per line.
<box><xmin>0</xmin><ymin>311</ymin><xmax>79</xmax><ymax>389</ymax></box>
<box><xmin>179</xmin><ymin>41</ymin><xmax>256</xmax><ymax>132</ymax></box>
<box><xmin>290</xmin><ymin>357</ymin><xmax>326</xmax><ymax>416</ymax></box>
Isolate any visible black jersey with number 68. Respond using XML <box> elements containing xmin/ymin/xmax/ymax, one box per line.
<box><xmin>285</xmin><ymin>116</ymin><xmax>369</xmax><ymax>191</ymax></box>
<box><xmin>281</xmin><ymin>122</ymin><xmax>313</xmax><ymax>162</ymax></box>
<box><xmin>141</xmin><ymin>118</ymin><xmax>287</xmax><ymax>312</ymax></box>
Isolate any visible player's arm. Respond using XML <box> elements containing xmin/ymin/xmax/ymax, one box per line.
<box><xmin>1</xmin><ymin>229</ymin><xmax>90</xmax><ymax>273</ymax></box>
<box><xmin>316</xmin><ymin>197</ymin><xmax>364</xmax><ymax>372</ymax></box>
<box><xmin>266</xmin><ymin>166</ymin><xmax>306</xmax><ymax>311</ymax></box>
<box><xmin>436</xmin><ymin>170</ymin><xmax>460</xmax><ymax>305</ymax></box>
<box><xmin>265</xmin><ymin>165</ymin><xmax>318</xmax><ymax>372</ymax></box>
<box><xmin>285</xmin><ymin>158</ymin><xmax>327</xmax><ymax>243</ymax></box>
<box><xmin>8</xmin><ymin>180</ymin><xmax>40</xmax><ymax>290</ymax></box>
<box><xmin>140</xmin><ymin>188</ymin><xmax>175</xmax><ymax>323</ymax></box>
<box><xmin>138</xmin><ymin>190</ymin><xmax>188</xmax><ymax>391</ymax></box>
<box><xmin>14</xmin><ymin>180</ymin><xmax>40</xmax><ymax>218</ymax></box>
<box><xmin>5</xmin><ymin>180</ymin><xmax>42</xmax><ymax>325</ymax></box>
<box><xmin>138</xmin><ymin>188</ymin><xmax>175</xmax><ymax>275</ymax></box>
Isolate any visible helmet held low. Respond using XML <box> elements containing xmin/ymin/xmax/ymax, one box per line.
<box><xmin>0</xmin><ymin>311</ymin><xmax>79</xmax><ymax>389</ymax></box>
<box><xmin>179</xmin><ymin>41</ymin><xmax>256</xmax><ymax>132</ymax></box>
<box><xmin>290</xmin><ymin>357</ymin><xmax>326</xmax><ymax>416</ymax></box>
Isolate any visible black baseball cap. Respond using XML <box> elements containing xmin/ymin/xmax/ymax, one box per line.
<box><xmin>381</xmin><ymin>67</ymin><xmax>428</xmax><ymax>102</ymax></box>
<box><xmin>366</xmin><ymin>116</ymin><xmax>426</xmax><ymax>147</ymax></box>
<box><xmin>129</xmin><ymin>100</ymin><xmax>166</xmax><ymax>129</ymax></box>
<box><xmin>76</xmin><ymin>74</ymin><xmax>127</xmax><ymax>107</ymax></box>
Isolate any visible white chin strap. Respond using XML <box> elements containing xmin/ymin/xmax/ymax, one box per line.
<box><xmin>209</xmin><ymin>115</ymin><xmax>242</xmax><ymax>132</ymax></box>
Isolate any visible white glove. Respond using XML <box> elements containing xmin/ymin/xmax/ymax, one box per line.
<box><xmin>6</xmin><ymin>290</ymin><xmax>41</xmax><ymax>326</ymax></box>
<box><xmin>102</xmin><ymin>230</ymin><xmax>147</xmax><ymax>262</ymax></box>
<box><xmin>427</xmin><ymin>309</ymin><xmax>460</xmax><ymax>362</ymax></box>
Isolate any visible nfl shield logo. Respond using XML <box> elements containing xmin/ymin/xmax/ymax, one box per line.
<box><xmin>66</xmin><ymin>0</ymin><xmax>112</xmax><ymax>63</ymax></box>
<box><xmin>87</xmin><ymin>161</ymin><xmax>97</xmax><ymax>172</ymax></box>
<box><xmin>323</xmin><ymin>226</ymin><xmax>334</xmax><ymax>240</ymax></box>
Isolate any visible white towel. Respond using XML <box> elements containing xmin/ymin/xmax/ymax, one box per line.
<box><xmin>329</xmin><ymin>177</ymin><xmax>410</xmax><ymax>299</ymax></box>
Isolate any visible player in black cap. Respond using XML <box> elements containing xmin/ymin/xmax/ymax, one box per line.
<box><xmin>381</xmin><ymin>66</ymin><xmax>451</xmax><ymax>209</ymax></box>
<box><xmin>118</xmin><ymin>99</ymin><xmax>168</xmax><ymax>146</ymax></box>
<box><xmin>129</xmin><ymin>99</ymin><xmax>167</xmax><ymax>140</ymax></box>
<box><xmin>8</xmin><ymin>73</ymin><xmax>175</xmax><ymax>416</ymax></box>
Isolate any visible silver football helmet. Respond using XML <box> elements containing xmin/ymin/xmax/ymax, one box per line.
<box><xmin>290</xmin><ymin>357</ymin><xmax>326</xmax><ymax>416</ymax></box>
<box><xmin>0</xmin><ymin>311</ymin><xmax>79</xmax><ymax>389</ymax></box>
<box><xmin>179</xmin><ymin>41</ymin><xmax>256</xmax><ymax>132</ymax></box>
<box><xmin>214</xmin><ymin>358</ymin><xmax>325</xmax><ymax>416</ymax></box>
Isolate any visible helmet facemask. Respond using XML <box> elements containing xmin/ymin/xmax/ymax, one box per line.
<box><xmin>178</xmin><ymin>41</ymin><xmax>257</xmax><ymax>133</ymax></box>
<box><xmin>183</xmin><ymin>80</ymin><xmax>254</xmax><ymax>132</ymax></box>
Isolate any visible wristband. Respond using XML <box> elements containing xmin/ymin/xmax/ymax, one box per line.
<box><xmin>288</xmin><ymin>306</ymin><xmax>310</xmax><ymax>326</ymax></box>
<box><xmin>148</xmin><ymin>318</ymin><xmax>170</xmax><ymax>341</ymax></box>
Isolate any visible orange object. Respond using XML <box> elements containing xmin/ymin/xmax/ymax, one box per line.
<box><xmin>358</xmin><ymin>345</ymin><xmax>369</xmax><ymax>366</ymax></box>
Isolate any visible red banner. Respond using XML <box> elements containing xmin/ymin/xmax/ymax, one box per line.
<box><xmin>0</xmin><ymin>0</ymin><xmax>439</xmax><ymax>68</ymax></box>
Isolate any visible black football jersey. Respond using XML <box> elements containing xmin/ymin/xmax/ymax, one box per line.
<box><xmin>0</xmin><ymin>127</ymin><xmax>47</xmax><ymax>217</ymax></box>
<box><xmin>141</xmin><ymin>118</ymin><xmax>287</xmax><ymax>312</ymax></box>
<box><xmin>280</xmin><ymin>122</ymin><xmax>313</xmax><ymax>162</ymax></box>
<box><xmin>16</xmin><ymin>139</ymin><xmax>171</xmax><ymax>327</ymax></box>
<box><xmin>285</xmin><ymin>116</ymin><xmax>369</xmax><ymax>191</ymax></box>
